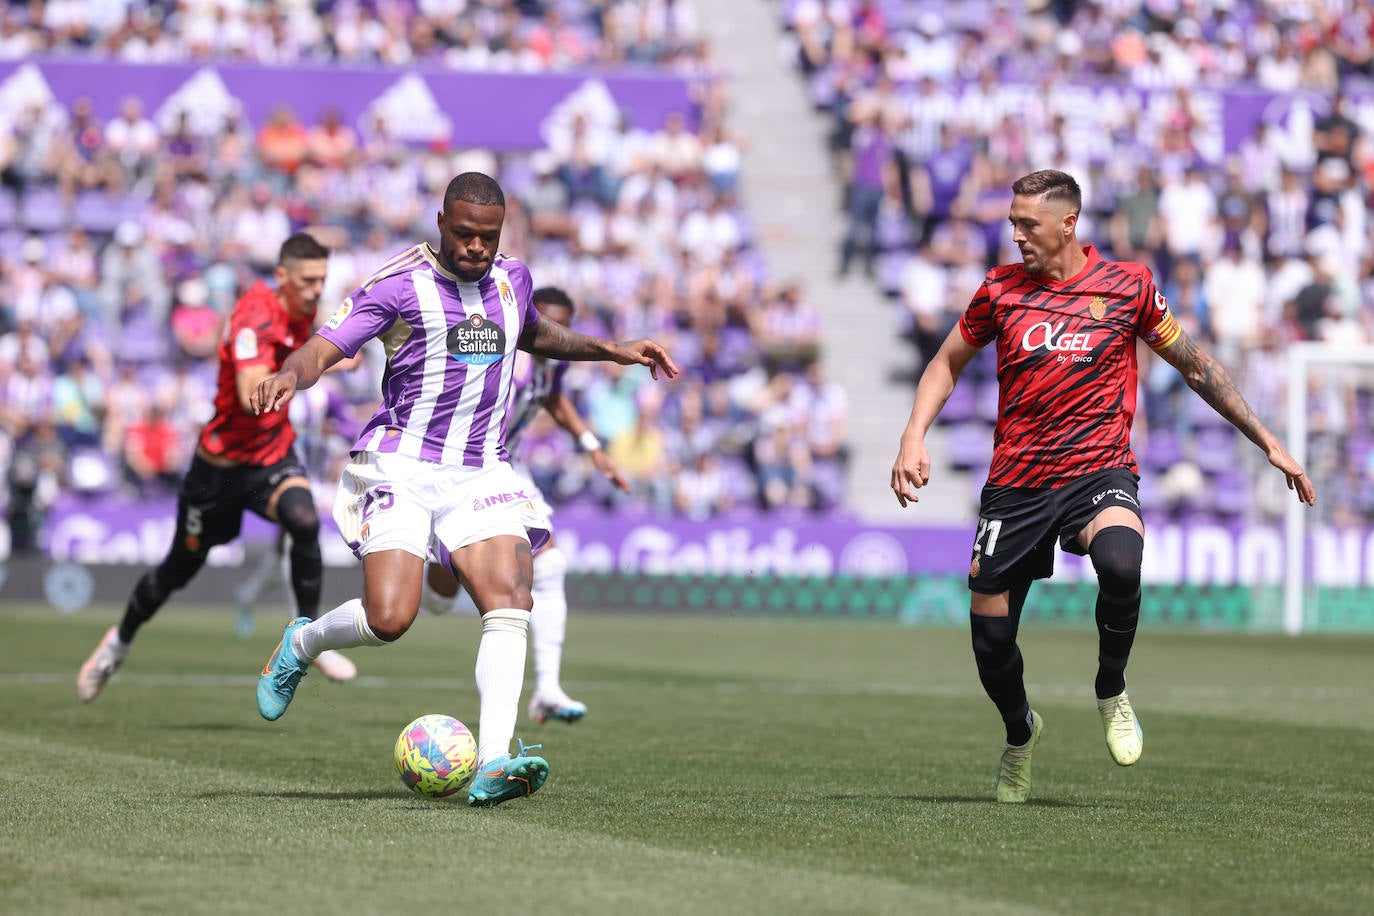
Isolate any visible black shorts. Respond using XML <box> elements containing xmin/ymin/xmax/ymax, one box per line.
<box><xmin>173</xmin><ymin>451</ymin><xmax>309</xmax><ymax>555</ymax></box>
<box><xmin>968</xmin><ymin>467</ymin><xmax>1141</xmax><ymax>594</ymax></box>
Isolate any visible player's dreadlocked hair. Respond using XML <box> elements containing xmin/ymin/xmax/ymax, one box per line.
<box><xmin>533</xmin><ymin>286</ymin><xmax>575</xmax><ymax>314</ymax></box>
<box><xmin>277</xmin><ymin>232</ymin><xmax>330</xmax><ymax>265</ymax></box>
<box><xmin>1012</xmin><ymin>169</ymin><xmax>1082</xmax><ymax>215</ymax></box>
<box><xmin>444</xmin><ymin>172</ymin><xmax>506</xmax><ymax>209</ymax></box>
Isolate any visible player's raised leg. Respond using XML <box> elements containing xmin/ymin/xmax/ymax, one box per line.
<box><xmin>1082</xmin><ymin>512</ymin><xmax>1146</xmax><ymax>767</ymax></box>
<box><xmin>267</xmin><ymin>479</ymin><xmax>357</xmax><ymax>682</ymax></box>
<box><xmin>256</xmin><ymin>550</ymin><xmax>418</xmax><ymax>719</ymax></box>
<box><xmin>527</xmin><ymin>545</ymin><xmax>586</xmax><ymax>724</ymax></box>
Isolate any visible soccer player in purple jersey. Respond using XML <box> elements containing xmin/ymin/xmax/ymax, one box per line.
<box><xmin>889</xmin><ymin>169</ymin><xmax>1315</xmax><ymax>803</ymax></box>
<box><xmin>419</xmin><ymin>286</ymin><xmax>629</xmax><ymax>726</ymax></box>
<box><xmin>249</xmin><ymin>173</ymin><xmax>678</xmax><ymax>807</ymax></box>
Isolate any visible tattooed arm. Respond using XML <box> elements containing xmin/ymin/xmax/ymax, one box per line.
<box><xmin>518</xmin><ymin>315</ymin><xmax>679</xmax><ymax>381</ymax></box>
<box><xmin>1155</xmin><ymin>329</ymin><xmax>1316</xmax><ymax>505</ymax></box>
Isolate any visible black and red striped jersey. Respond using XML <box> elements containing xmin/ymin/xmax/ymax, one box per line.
<box><xmin>958</xmin><ymin>245</ymin><xmax>1181</xmax><ymax>489</ymax></box>
<box><xmin>198</xmin><ymin>281</ymin><xmax>313</xmax><ymax>465</ymax></box>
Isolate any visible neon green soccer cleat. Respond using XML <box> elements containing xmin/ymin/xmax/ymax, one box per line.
<box><xmin>256</xmin><ymin>617</ymin><xmax>311</xmax><ymax>721</ymax></box>
<box><xmin>995</xmin><ymin>710</ymin><xmax>1044</xmax><ymax>804</ymax></box>
<box><xmin>1097</xmin><ymin>692</ymin><xmax>1143</xmax><ymax>766</ymax></box>
<box><xmin>467</xmin><ymin>740</ymin><xmax>549</xmax><ymax>807</ymax></box>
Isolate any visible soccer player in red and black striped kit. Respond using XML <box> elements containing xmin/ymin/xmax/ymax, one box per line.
<box><xmin>890</xmin><ymin>170</ymin><xmax>1317</xmax><ymax>803</ymax></box>
<box><xmin>77</xmin><ymin>233</ymin><xmax>357</xmax><ymax>702</ymax></box>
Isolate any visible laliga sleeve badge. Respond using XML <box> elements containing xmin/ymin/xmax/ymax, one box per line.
<box><xmin>325</xmin><ymin>297</ymin><xmax>353</xmax><ymax>330</ymax></box>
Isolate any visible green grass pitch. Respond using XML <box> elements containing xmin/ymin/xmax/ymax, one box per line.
<box><xmin>2</xmin><ymin>606</ymin><xmax>1371</xmax><ymax>915</ymax></box>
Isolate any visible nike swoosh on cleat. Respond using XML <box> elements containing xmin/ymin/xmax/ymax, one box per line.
<box><xmin>261</xmin><ymin>642</ymin><xmax>282</xmax><ymax>676</ymax></box>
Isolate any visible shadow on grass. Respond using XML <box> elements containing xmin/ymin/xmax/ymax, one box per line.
<box><xmin>194</xmin><ymin>790</ymin><xmax>411</xmax><ymax>801</ymax></box>
<box><xmin>822</xmin><ymin>793</ymin><xmax>1093</xmax><ymax>808</ymax></box>
<box><xmin>153</xmin><ymin>723</ymin><xmax>260</xmax><ymax>732</ymax></box>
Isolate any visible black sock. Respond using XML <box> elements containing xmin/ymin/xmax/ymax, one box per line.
<box><xmin>117</xmin><ymin>571</ymin><xmax>164</xmax><ymax>644</ymax></box>
<box><xmin>1089</xmin><ymin>528</ymin><xmax>1143</xmax><ymax>700</ymax></box>
<box><xmin>1094</xmin><ymin>600</ymin><xmax>1138</xmax><ymax>699</ymax></box>
<box><xmin>288</xmin><ymin>536</ymin><xmax>323</xmax><ymax>620</ymax></box>
<box><xmin>276</xmin><ymin>487</ymin><xmax>322</xmax><ymax>619</ymax></box>
<box><xmin>971</xmin><ymin>613</ymin><xmax>1032</xmax><ymax>745</ymax></box>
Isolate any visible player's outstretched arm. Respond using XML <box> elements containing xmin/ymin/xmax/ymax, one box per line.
<box><xmin>544</xmin><ymin>392</ymin><xmax>631</xmax><ymax>492</ymax></box>
<box><xmin>891</xmin><ymin>326</ymin><xmax>981</xmax><ymax>507</ymax></box>
<box><xmin>250</xmin><ymin>335</ymin><xmax>347</xmax><ymax>415</ymax></box>
<box><xmin>1155</xmin><ymin>330</ymin><xmax>1316</xmax><ymax>506</ymax></box>
<box><xmin>519</xmin><ymin>316</ymin><xmax>679</xmax><ymax>380</ymax></box>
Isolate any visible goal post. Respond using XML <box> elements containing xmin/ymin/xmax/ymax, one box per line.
<box><xmin>1283</xmin><ymin>342</ymin><xmax>1374</xmax><ymax>635</ymax></box>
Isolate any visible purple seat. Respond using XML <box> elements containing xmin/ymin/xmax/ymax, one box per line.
<box><xmin>1142</xmin><ymin>431</ymin><xmax>1182</xmax><ymax>472</ymax></box>
<box><xmin>0</xmin><ymin>188</ymin><xmax>16</xmax><ymax>228</ymax></box>
<box><xmin>973</xmin><ymin>380</ymin><xmax>1000</xmax><ymax>424</ymax></box>
<box><xmin>1192</xmin><ymin>426</ymin><xmax>1237</xmax><ymax>474</ymax></box>
<box><xmin>947</xmin><ymin>422</ymin><xmax>993</xmax><ymax>470</ymax></box>
<box><xmin>20</xmin><ymin>187</ymin><xmax>69</xmax><ymax>233</ymax></box>
<box><xmin>75</xmin><ymin>191</ymin><xmax>140</xmax><ymax>234</ymax></box>
<box><xmin>877</xmin><ymin>251</ymin><xmax>906</xmax><ymax>297</ymax></box>
<box><xmin>1210</xmin><ymin>469</ymin><xmax>1250</xmax><ymax>517</ymax></box>
<box><xmin>940</xmin><ymin>381</ymin><xmax>975</xmax><ymax>423</ymax></box>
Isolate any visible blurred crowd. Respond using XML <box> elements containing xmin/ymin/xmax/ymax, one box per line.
<box><xmin>788</xmin><ymin>0</ymin><xmax>1374</xmax><ymax>525</ymax></box>
<box><xmin>0</xmin><ymin>0</ymin><xmax>850</xmax><ymax>555</ymax></box>
<box><xmin>1</xmin><ymin>0</ymin><xmax>709</xmax><ymax>71</ymax></box>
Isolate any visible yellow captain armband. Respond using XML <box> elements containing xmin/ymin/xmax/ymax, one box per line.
<box><xmin>1142</xmin><ymin>313</ymin><xmax>1182</xmax><ymax>351</ymax></box>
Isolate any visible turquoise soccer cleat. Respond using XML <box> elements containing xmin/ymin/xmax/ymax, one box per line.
<box><xmin>257</xmin><ymin>617</ymin><xmax>312</xmax><ymax>721</ymax></box>
<box><xmin>529</xmin><ymin>691</ymin><xmax>588</xmax><ymax>725</ymax></box>
<box><xmin>466</xmin><ymin>740</ymin><xmax>549</xmax><ymax>807</ymax></box>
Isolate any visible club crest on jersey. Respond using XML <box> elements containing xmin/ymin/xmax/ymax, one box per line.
<box><xmin>325</xmin><ymin>297</ymin><xmax>353</xmax><ymax>330</ymax></box>
<box><xmin>447</xmin><ymin>314</ymin><xmax>505</xmax><ymax>365</ymax></box>
<box><xmin>496</xmin><ymin>278</ymin><xmax>517</xmax><ymax>310</ymax></box>
<box><xmin>1089</xmin><ymin>296</ymin><xmax>1106</xmax><ymax>320</ymax></box>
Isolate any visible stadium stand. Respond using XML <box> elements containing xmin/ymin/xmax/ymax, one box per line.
<box><xmin>781</xmin><ymin>0</ymin><xmax>1374</xmax><ymax>525</ymax></box>
<box><xmin>0</xmin><ymin>1</ymin><xmax>853</xmax><ymax>555</ymax></box>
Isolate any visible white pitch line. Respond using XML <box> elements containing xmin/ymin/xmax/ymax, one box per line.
<box><xmin>1</xmin><ymin>672</ymin><xmax>1369</xmax><ymax>702</ymax></box>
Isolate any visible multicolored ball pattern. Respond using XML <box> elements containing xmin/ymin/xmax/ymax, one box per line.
<box><xmin>394</xmin><ymin>714</ymin><xmax>478</xmax><ymax>798</ymax></box>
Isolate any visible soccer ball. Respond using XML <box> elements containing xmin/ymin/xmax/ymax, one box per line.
<box><xmin>394</xmin><ymin>714</ymin><xmax>478</xmax><ymax>798</ymax></box>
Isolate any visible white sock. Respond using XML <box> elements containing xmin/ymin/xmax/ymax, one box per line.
<box><xmin>473</xmin><ymin>607</ymin><xmax>530</xmax><ymax>767</ymax></box>
<box><xmin>291</xmin><ymin>598</ymin><xmax>386</xmax><ymax>660</ymax></box>
<box><xmin>530</xmin><ymin>547</ymin><xmax>568</xmax><ymax>697</ymax></box>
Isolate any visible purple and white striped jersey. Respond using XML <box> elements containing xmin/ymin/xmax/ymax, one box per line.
<box><xmin>317</xmin><ymin>243</ymin><xmax>539</xmax><ymax>467</ymax></box>
<box><xmin>503</xmin><ymin>353</ymin><xmax>568</xmax><ymax>455</ymax></box>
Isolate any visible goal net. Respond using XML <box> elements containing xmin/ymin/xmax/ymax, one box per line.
<box><xmin>1280</xmin><ymin>342</ymin><xmax>1374</xmax><ymax>634</ymax></box>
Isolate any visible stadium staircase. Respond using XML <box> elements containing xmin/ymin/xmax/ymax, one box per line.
<box><xmin>693</xmin><ymin>0</ymin><xmax>967</xmax><ymax>524</ymax></box>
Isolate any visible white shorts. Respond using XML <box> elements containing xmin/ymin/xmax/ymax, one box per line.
<box><xmin>509</xmin><ymin>460</ymin><xmax>554</xmax><ymax>527</ymax></box>
<box><xmin>333</xmin><ymin>452</ymin><xmax>551</xmax><ymax>567</ymax></box>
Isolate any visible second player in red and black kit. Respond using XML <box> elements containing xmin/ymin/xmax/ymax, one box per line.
<box><xmin>890</xmin><ymin>170</ymin><xmax>1316</xmax><ymax>803</ymax></box>
<box><xmin>77</xmin><ymin>233</ymin><xmax>356</xmax><ymax>703</ymax></box>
